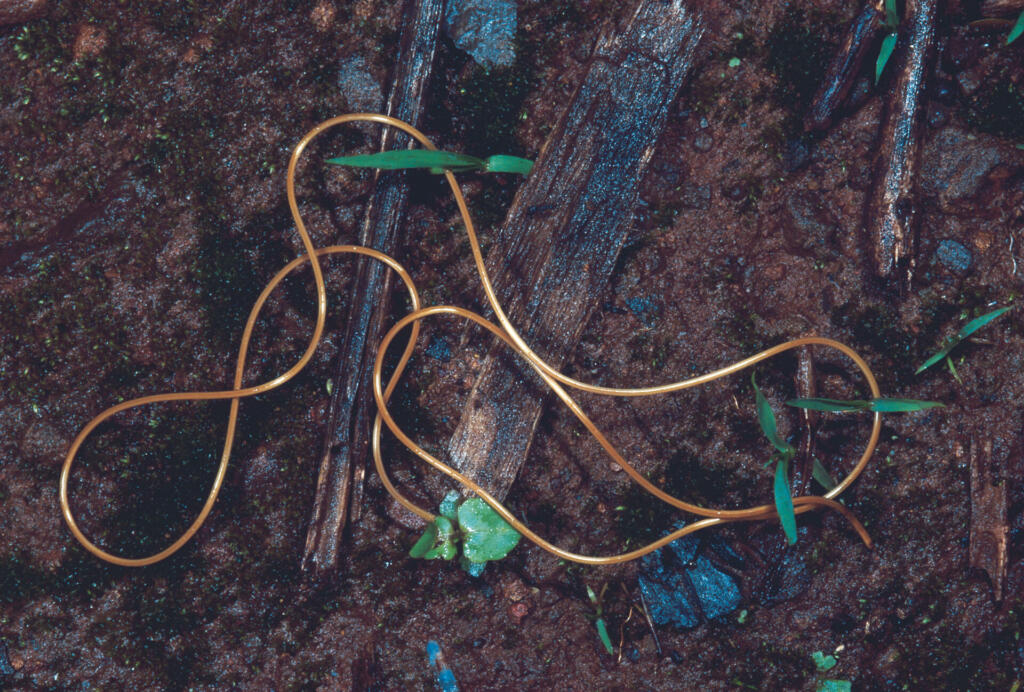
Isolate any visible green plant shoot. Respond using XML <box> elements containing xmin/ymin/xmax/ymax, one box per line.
<box><xmin>410</xmin><ymin>492</ymin><xmax>521</xmax><ymax>575</ymax></box>
<box><xmin>586</xmin><ymin>584</ymin><xmax>614</xmax><ymax>656</ymax></box>
<box><xmin>326</xmin><ymin>149</ymin><xmax>533</xmax><ymax>175</ymax></box>
<box><xmin>1008</xmin><ymin>10</ymin><xmax>1024</xmax><ymax>45</ymax></box>
<box><xmin>786</xmin><ymin>398</ymin><xmax>944</xmax><ymax>412</ymax></box>
<box><xmin>753</xmin><ymin>374</ymin><xmax>797</xmax><ymax>545</ymax></box>
<box><xmin>876</xmin><ymin>0</ymin><xmax>900</xmax><ymax>84</ymax></box>
<box><xmin>916</xmin><ymin>306</ymin><xmax>1012</xmax><ymax>375</ymax></box>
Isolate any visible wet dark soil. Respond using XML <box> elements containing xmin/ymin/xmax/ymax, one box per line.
<box><xmin>2</xmin><ymin>1</ymin><xmax>1024</xmax><ymax>689</ymax></box>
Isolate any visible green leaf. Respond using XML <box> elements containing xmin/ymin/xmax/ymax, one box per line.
<box><xmin>787</xmin><ymin>398</ymin><xmax>870</xmax><ymax>412</ymax></box>
<box><xmin>424</xmin><ymin>540</ymin><xmax>457</xmax><ymax>561</ymax></box>
<box><xmin>1008</xmin><ymin>10</ymin><xmax>1024</xmax><ymax>44</ymax></box>
<box><xmin>459</xmin><ymin>553</ymin><xmax>487</xmax><ymax>577</ymax></box>
<box><xmin>788</xmin><ymin>397</ymin><xmax>943</xmax><ymax>413</ymax></box>
<box><xmin>812</xmin><ymin>651</ymin><xmax>838</xmax><ymax>672</ymax></box>
<box><xmin>868</xmin><ymin>398</ymin><xmax>944</xmax><ymax>412</ymax></box>
<box><xmin>409</xmin><ymin>521</ymin><xmax>439</xmax><ymax>558</ymax></box>
<box><xmin>811</xmin><ymin>458</ymin><xmax>837</xmax><ymax>490</ymax></box>
<box><xmin>817</xmin><ymin>681</ymin><xmax>852</xmax><ymax>692</ymax></box>
<box><xmin>884</xmin><ymin>0</ymin><xmax>899</xmax><ymax>28</ymax></box>
<box><xmin>439</xmin><ymin>490</ymin><xmax>460</xmax><ymax>521</ymax></box>
<box><xmin>458</xmin><ymin>497</ymin><xmax>521</xmax><ymax>562</ymax></box>
<box><xmin>483</xmin><ymin>155</ymin><xmax>533</xmax><ymax>175</ymax></box>
<box><xmin>916</xmin><ymin>306</ymin><xmax>1012</xmax><ymax>374</ymax></box>
<box><xmin>595</xmin><ymin>618</ymin><xmax>614</xmax><ymax>655</ymax></box>
<box><xmin>876</xmin><ymin>33</ymin><xmax>897</xmax><ymax>84</ymax></box>
<box><xmin>774</xmin><ymin>457</ymin><xmax>798</xmax><ymax>545</ymax></box>
<box><xmin>326</xmin><ymin>149</ymin><xmax>485</xmax><ymax>172</ymax></box>
<box><xmin>753</xmin><ymin>374</ymin><xmax>795</xmax><ymax>455</ymax></box>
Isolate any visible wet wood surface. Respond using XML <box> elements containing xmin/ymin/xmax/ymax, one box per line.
<box><xmin>804</xmin><ymin>0</ymin><xmax>884</xmax><ymax>133</ymax></box>
<box><xmin>446</xmin><ymin>0</ymin><xmax>706</xmax><ymax>502</ymax></box>
<box><xmin>301</xmin><ymin>0</ymin><xmax>444</xmax><ymax>580</ymax></box>
<box><xmin>864</xmin><ymin>0</ymin><xmax>937</xmax><ymax>285</ymax></box>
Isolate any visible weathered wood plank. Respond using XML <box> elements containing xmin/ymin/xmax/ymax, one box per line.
<box><xmin>864</xmin><ymin>0</ymin><xmax>937</xmax><ymax>285</ymax></box>
<box><xmin>447</xmin><ymin>0</ymin><xmax>706</xmax><ymax>502</ymax></box>
<box><xmin>301</xmin><ymin>0</ymin><xmax>444</xmax><ymax>579</ymax></box>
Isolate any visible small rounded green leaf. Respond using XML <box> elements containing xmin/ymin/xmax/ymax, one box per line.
<box><xmin>409</xmin><ymin>521</ymin><xmax>439</xmax><ymax>559</ymax></box>
<box><xmin>458</xmin><ymin>497</ymin><xmax>521</xmax><ymax>562</ymax></box>
<box><xmin>439</xmin><ymin>491</ymin><xmax>460</xmax><ymax>522</ymax></box>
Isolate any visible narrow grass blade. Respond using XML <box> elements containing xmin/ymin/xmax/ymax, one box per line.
<box><xmin>1008</xmin><ymin>10</ymin><xmax>1024</xmax><ymax>44</ymax></box>
<box><xmin>880</xmin><ymin>0</ymin><xmax>897</xmax><ymax>28</ymax></box>
<box><xmin>786</xmin><ymin>398</ymin><xmax>870</xmax><ymax>412</ymax></box>
<box><xmin>774</xmin><ymin>456</ymin><xmax>797</xmax><ymax>545</ymax></box>
<box><xmin>483</xmin><ymin>155</ymin><xmax>533</xmax><ymax>175</ymax></box>
<box><xmin>811</xmin><ymin>458</ymin><xmax>837</xmax><ymax>490</ymax></box>
<box><xmin>753</xmin><ymin>374</ymin><xmax>794</xmax><ymax>455</ymax></box>
<box><xmin>409</xmin><ymin>520</ymin><xmax>439</xmax><ymax>558</ymax></box>
<box><xmin>915</xmin><ymin>306</ymin><xmax>1012</xmax><ymax>374</ymax></box>
<box><xmin>868</xmin><ymin>398</ymin><xmax>944</xmax><ymax>412</ymax></box>
<box><xmin>595</xmin><ymin>618</ymin><xmax>614</xmax><ymax>655</ymax></box>
<box><xmin>875</xmin><ymin>33</ymin><xmax>897</xmax><ymax>84</ymax></box>
<box><xmin>326</xmin><ymin>149</ymin><xmax>485</xmax><ymax>171</ymax></box>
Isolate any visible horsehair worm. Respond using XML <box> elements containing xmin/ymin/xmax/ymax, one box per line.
<box><xmin>59</xmin><ymin>113</ymin><xmax>882</xmax><ymax>568</ymax></box>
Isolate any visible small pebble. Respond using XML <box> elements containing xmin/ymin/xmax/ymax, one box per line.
<box><xmin>692</xmin><ymin>132</ymin><xmax>713</xmax><ymax>152</ymax></box>
<box><xmin>72</xmin><ymin>23</ymin><xmax>107</xmax><ymax>61</ymax></box>
<box><xmin>936</xmin><ymin>239</ymin><xmax>972</xmax><ymax>274</ymax></box>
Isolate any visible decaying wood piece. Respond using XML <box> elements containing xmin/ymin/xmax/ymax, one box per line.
<box><xmin>792</xmin><ymin>345</ymin><xmax>817</xmax><ymax>497</ymax></box>
<box><xmin>969</xmin><ymin>437</ymin><xmax>1008</xmax><ymax>601</ymax></box>
<box><xmin>805</xmin><ymin>0</ymin><xmax>884</xmax><ymax>133</ymax></box>
<box><xmin>301</xmin><ymin>0</ymin><xmax>443</xmax><ymax>579</ymax></box>
<box><xmin>981</xmin><ymin>0</ymin><xmax>1024</xmax><ymax>17</ymax></box>
<box><xmin>446</xmin><ymin>0</ymin><xmax>706</xmax><ymax>502</ymax></box>
<box><xmin>864</xmin><ymin>0</ymin><xmax>937</xmax><ymax>285</ymax></box>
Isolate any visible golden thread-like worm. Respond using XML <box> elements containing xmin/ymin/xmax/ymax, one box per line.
<box><xmin>59</xmin><ymin>114</ymin><xmax>882</xmax><ymax>567</ymax></box>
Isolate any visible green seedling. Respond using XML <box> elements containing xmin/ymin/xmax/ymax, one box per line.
<box><xmin>326</xmin><ymin>149</ymin><xmax>533</xmax><ymax>175</ymax></box>
<box><xmin>409</xmin><ymin>491</ymin><xmax>521</xmax><ymax>576</ymax></box>
<box><xmin>812</xmin><ymin>650</ymin><xmax>851</xmax><ymax>691</ymax></box>
<box><xmin>811</xmin><ymin>458</ymin><xmax>837</xmax><ymax>491</ymax></box>
<box><xmin>1008</xmin><ymin>10</ymin><xmax>1024</xmax><ymax>45</ymax></box>
<box><xmin>876</xmin><ymin>0</ymin><xmax>900</xmax><ymax>84</ymax></box>
<box><xmin>916</xmin><ymin>305</ymin><xmax>1012</xmax><ymax>376</ymax></box>
<box><xmin>586</xmin><ymin>584</ymin><xmax>614</xmax><ymax>656</ymax></box>
<box><xmin>786</xmin><ymin>398</ymin><xmax>944</xmax><ymax>412</ymax></box>
<box><xmin>753</xmin><ymin>374</ymin><xmax>797</xmax><ymax>545</ymax></box>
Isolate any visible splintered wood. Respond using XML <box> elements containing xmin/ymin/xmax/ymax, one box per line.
<box><xmin>446</xmin><ymin>0</ymin><xmax>706</xmax><ymax>503</ymax></box>
<box><xmin>969</xmin><ymin>438</ymin><xmax>1008</xmax><ymax>602</ymax></box>
<box><xmin>302</xmin><ymin>0</ymin><xmax>444</xmax><ymax>579</ymax></box>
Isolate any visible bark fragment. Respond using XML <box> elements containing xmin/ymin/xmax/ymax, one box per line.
<box><xmin>301</xmin><ymin>0</ymin><xmax>444</xmax><ymax>580</ymax></box>
<box><xmin>864</xmin><ymin>0</ymin><xmax>937</xmax><ymax>285</ymax></box>
<box><xmin>969</xmin><ymin>437</ymin><xmax>1008</xmax><ymax>602</ymax></box>
<box><xmin>446</xmin><ymin>0</ymin><xmax>706</xmax><ymax>502</ymax></box>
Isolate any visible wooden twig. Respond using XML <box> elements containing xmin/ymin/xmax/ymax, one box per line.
<box><xmin>446</xmin><ymin>0</ymin><xmax>706</xmax><ymax>503</ymax></box>
<box><xmin>804</xmin><ymin>0</ymin><xmax>885</xmax><ymax>133</ymax></box>
<box><xmin>864</xmin><ymin>0</ymin><xmax>937</xmax><ymax>286</ymax></box>
<box><xmin>969</xmin><ymin>437</ymin><xmax>1008</xmax><ymax>602</ymax></box>
<box><xmin>793</xmin><ymin>344</ymin><xmax>817</xmax><ymax>497</ymax></box>
<box><xmin>301</xmin><ymin>0</ymin><xmax>444</xmax><ymax>579</ymax></box>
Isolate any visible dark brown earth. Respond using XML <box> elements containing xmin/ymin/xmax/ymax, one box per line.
<box><xmin>2</xmin><ymin>1</ymin><xmax>1023</xmax><ymax>689</ymax></box>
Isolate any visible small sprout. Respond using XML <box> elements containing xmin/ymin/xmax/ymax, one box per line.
<box><xmin>752</xmin><ymin>374</ymin><xmax>797</xmax><ymax>545</ymax></box>
<box><xmin>326</xmin><ymin>149</ymin><xmax>533</xmax><ymax>175</ymax></box>
<box><xmin>409</xmin><ymin>492</ymin><xmax>520</xmax><ymax>575</ymax></box>
<box><xmin>736</xmin><ymin>608</ymin><xmax>749</xmax><ymax>624</ymax></box>
<box><xmin>1008</xmin><ymin>10</ymin><xmax>1024</xmax><ymax>45</ymax></box>
<box><xmin>586</xmin><ymin>584</ymin><xmax>614</xmax><ymax>655</ymax></box>
<box><xmin>916</xmin><ymin>306</ymin><xmax>1013</xmax><ymax>375</ymax></box>
<box><xmin>816</xmin><ymin>681</ymin><xmax>852</xmax><ymax>692</ymax></box>
<box><xmin>786</xmin><ymin>398</ymin><xmax>944</xmax><ymax>413</ymax></box>
<box><xmin>325</xmin><ymin>378</ymin><xmax>333</xmax><ymax>394</ymax></box>
<box><xmin>811</xmin><ymin>458</ymin><xmax>837</xmax><ymax>491</ymax></box>
<box><xmin>728</xmin><ymin>57</ymin><xmax>741</xmax><ymax>68</ymax></box>
<box><xmin>812</xmin><ymin>651</ymin><xmax>838</xmax><ymax>672</ymax></box>
<box><xmin>876</xmin><ymin>0</ymin><xmax>900</xmax><ymax>84</ymax></box>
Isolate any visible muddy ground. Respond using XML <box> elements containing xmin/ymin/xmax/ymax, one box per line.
<box><xmin>2</xmin><ymin>0</ymin><xmax>1024</xmax><ymax>689</ymax></box>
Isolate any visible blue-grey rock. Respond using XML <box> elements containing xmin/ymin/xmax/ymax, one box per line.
<box><xmin>337</xmin><ymin>55</ymin><xmax>383</xmax><ymax>113</ymax></box>
<box><xmin>936</xmin><ymin>238</ymin><xmax>972</xmax><ymax>274</ymax></box>
<box><xmin>637</xmin><ymin>528</ymin><xmax>743</xmax><ymax>629</ymax></box>
<box><xmin>426</xmin><ymin>337</ymin><xmax>452</xmax><ymax>362</ymax></box>
<box><xmin>446</xmin><ymin>0</ymin><xmax>516</xmax><ymax>68</ymax></box>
